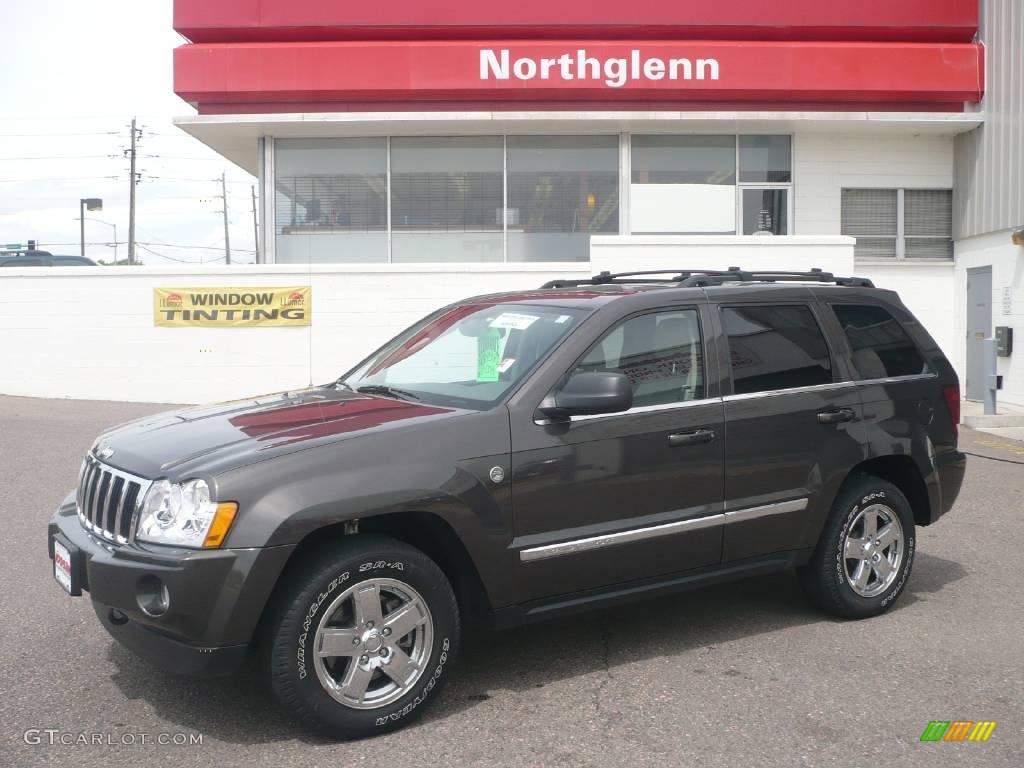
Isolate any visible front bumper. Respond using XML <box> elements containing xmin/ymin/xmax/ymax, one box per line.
<box><xmin>48</xmin><ymin>494</ymin><xmax>295</xmax><ymax>674</ymax></box>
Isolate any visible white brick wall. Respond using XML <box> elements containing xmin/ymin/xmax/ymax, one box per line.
<box><xmin>954</xmin><ymin>229</ymin><xmax>1024</xmax><ymax>407</ymax></box>
<box><xmin>0</xmin><ymin>263</ymin><xmax>589</xmax><ymax>404</ymax></box>
<box><xmin>794</xmin><ymin>133</ymin><xmax>955</xmax><ymax>235</ymax></box>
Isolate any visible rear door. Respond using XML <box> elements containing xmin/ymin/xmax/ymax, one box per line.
<box><xmin>507</xmin><ymin>303</ymin><xmax>726</xmax><ymax>602</ymax></box>
<box><xmin>713</xmin><ymin>292</ymin><xmax>867</xmax><ymax>562</ymax></box>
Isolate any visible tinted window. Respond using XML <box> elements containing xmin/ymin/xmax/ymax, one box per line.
<box><xmin>832</xmin><ymin>304</ymin><xmax>929</xmax><ymax>379</ymax></box>
<box><xmin>722</xmin><ymin>305</ymin><xmax>833</xmax><ymax>394</ymax></box>
<box><xmin>575</xmin><ymin>310</ymin><xmax>704</xmax><ymax>407</ymax></box>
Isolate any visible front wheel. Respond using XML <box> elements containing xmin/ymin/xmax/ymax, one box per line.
<box><xmin>268</xmin><ymin>536</ymin><xmax>459</xmax><ymax>738</ymax></box>
<box><xmin>798</xmin><ymin>476</ymin><xmax>916</xmax><ymax>619</ymax></box>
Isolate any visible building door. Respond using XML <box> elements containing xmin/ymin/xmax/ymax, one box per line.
<box><xmin>966</xmin><ymin>267</ymin><xmax>992</xmax><ymax>401</ymax></box>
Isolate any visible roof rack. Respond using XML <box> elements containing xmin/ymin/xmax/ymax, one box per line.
<box><xmin>540</xmin><ymin>266</ymin><xmax>874</xmax><ymax>289</ymax></box>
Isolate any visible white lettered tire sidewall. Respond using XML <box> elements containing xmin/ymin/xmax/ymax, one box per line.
<box><xmin>832</xmin><ymin>484</ymin><xmax>915</xmax><ymax>616</ymax></box>
<box><xmin>798</xmin><ymin>476</ymin><xmax>917</xmax><ymax>620</ymax></box>
<box><xmin>270</xmin><ymin>538</ymin><xmax>459</xmax><ymax>738</ymax></box>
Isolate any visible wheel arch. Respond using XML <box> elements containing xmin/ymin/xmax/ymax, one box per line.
<box><xmin>251</xmin><ymin>510</ymin><xmax>493</xmax><ymax>651</ymax></box>
<box><xmin>842</xmin><ymin>455</ymin><xmax>932</xmax><ymax>527</ymax></box>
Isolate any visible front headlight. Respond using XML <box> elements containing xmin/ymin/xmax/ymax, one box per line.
<box><xmin>136</xmin><ymin>478</ymin><xmax>237</xmax><ymax>548</ymax></box>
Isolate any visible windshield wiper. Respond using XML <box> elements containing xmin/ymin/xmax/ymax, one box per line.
<box><xmin>355</xmin><ymin>384</ymin><xmax>421</xmax><ymax>402</ymax></box>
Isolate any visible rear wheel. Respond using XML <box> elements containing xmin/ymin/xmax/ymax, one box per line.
<box><xmin>268</xmin><ymin>536</ymin><xmax>459</xmax><ymax>738</ymax></box>
<box><xmin>798</xmin><ymin>476</ymin><xmax>916</xmax><ymax>619</ymax></box>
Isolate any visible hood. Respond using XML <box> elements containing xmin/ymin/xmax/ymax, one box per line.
<box><xmin>90</xmin><ymin>386</ymin><xmax>463</xmax><ymax>480</ymax></box>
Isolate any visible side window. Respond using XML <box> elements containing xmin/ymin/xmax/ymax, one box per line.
<box><xmin>722</xmin><ymin>305</ymin><xmax>833</xmax><ymax>394</ymax></box>
<box><xmin>832</xmin><ymin>304</ymin><xmax>930</xmax><ymax>379</ymax></box>
<box><xmin>575</xmin><ymin>309</ymin><xmax>705</xmax><ymax>407</ymax></box>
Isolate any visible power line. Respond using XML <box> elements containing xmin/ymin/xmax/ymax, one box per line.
<box><xmin>138</xmin><ymin>241</ymin><xmax>255</xmax><ymax>253</ymax></box>
<box><xmin>0</xmin><ymin>176</ymin><xmax>120</xmax><ymax>183</ymax></box>
<box><xmin>0</xmin><ymin>131</ymin><xmax>119</xmax><ymax>138</ymax></box>
<box><xmin>0</xmin><ymin>155</ymin><xmax>118</xmax><ymax>161</ymax></box>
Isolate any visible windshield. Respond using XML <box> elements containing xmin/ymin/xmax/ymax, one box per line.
<box><xmin>340</xmin><ymin>303</ymin><xmax>588</xmax><ymax>409</ymax></box>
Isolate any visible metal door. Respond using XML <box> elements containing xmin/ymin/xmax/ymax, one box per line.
<box><xmin>966</xmin><ymin>267</ymin><xmax>992</xmax><ymax>401</ymax></box>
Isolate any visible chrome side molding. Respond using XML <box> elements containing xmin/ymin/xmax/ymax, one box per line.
<box><xmin>519</xmin><ymin>498</ymin><xmax>808</xmax><ymax>562</ymax></box>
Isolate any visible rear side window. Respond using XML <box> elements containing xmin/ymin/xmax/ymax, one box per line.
<box><xmin>575</xmin><ymin>309</ymin><xmax>705</xmax><ymax>407</ymax></box>
<box><xmin>722</xmin><ymin>305</ymin><xmax>833</xmax><ymax>394</ymax></box>
<box><xmin>832</xmin><ymin>304</ymin><xmax>929</xmax><ymax>379</ymax></box>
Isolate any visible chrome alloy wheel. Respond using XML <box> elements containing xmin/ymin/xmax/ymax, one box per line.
<box><xmin>313</xmin><ymin>578</ymin><xmax>433</xmax><ymax>710</ymax></box>
<box><xmin>842</xmin><ymin>504</ymin><xmax>905</xmax><ymax>598</ymax></box>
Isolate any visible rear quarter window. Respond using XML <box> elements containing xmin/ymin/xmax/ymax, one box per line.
<box><xmin>831</xmin><ymin>304</ymin><xmax>930</xmax><ymax>379</ymax></box>
<box><xmin>721</xmin><ymin>305</ymin><xmax>834</xmax><ymax>394</ymax></box>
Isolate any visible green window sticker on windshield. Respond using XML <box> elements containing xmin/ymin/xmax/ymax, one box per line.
<box><xmin>477</xmin><ymin>328</ymin><xmax>502</xmax><ymax>382</ymax></box>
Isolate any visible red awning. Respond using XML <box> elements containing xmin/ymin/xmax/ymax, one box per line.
<box><xmin>174</xmin><ymin>40</ymin><xmax>983</xmax><ymax>110</ymax></box>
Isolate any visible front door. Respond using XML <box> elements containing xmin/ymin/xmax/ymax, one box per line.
<box><xmin>966</xmin><ymin>266</ymin><xmax>992</xmax><ymax>401</ymax></box>
<box><xmin>508</xmin><ymin>306</ymin><xmax>725</xmax><ymax>603</ymax></box>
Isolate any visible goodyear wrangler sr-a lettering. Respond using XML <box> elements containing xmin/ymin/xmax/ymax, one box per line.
<box><xmin>49</xmin><ymin>268</ymin><xmax>966</xmax><ymax>738</ymax></box>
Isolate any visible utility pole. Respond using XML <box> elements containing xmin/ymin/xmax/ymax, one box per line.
<box><xmin>251</xmin><ymin>185</ymin><xmax>259</xmax><ymax>263</ymax></box>
<box><xmin>124</xmin><ymin>118</ymin><xmax>142</xmax><ymax>265</ymax></box>
<box><xmin>220</xmin><ymin>172</ymin><xmax>231</xmax><ymax>264</ymax></box>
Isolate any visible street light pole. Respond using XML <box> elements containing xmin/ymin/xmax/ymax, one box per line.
<box><xmin>74</xmin><ymin>216</ymin><xmax>118</xmax><ymax>263</ymax></box>
<box><xmin>79</xmin><ymin>198</ymin><xmax>103</xmax><ymax>258</ymax></box>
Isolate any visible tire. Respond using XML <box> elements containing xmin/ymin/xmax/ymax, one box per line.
<box><xmin>268</xmin><ymin>535</ymin><xmax>459</xmax><ymax>738</ymax></box>
<box><xmin>798</xmin><ymin>475</ymin><xmax>916</xmax><ymax>620</ymax></box>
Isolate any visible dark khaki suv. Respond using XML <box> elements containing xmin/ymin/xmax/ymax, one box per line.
<box><xmin>49</xmin><ymin>268</ymin><xmax>966</xmax><ymax>738</ymax></box>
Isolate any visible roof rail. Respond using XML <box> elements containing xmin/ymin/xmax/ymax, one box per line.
<box><xmin>540</xmin><ymin>267</ymin><xmax>874</xmax><ymax>290</ymax></box>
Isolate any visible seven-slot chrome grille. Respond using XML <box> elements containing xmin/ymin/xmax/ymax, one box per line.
<box><xmin>76</xmin><ymin>454</ymin><xmax>152</xmax><ymax>543</ymax></box>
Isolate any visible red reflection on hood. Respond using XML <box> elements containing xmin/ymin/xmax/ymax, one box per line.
<box><xmin>229</xmin><ymin>396</ymin><xmax>453</xmax><ymax>448</ymax></box>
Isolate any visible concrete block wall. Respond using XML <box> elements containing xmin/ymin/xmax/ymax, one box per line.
<box><xmin>954</xmin><ymin>229</ymin><xmax>1024</xmax><ymax>407</ymax></box>
<box><xmin>794</xmin><ymin>132</ymin><xmax>955</xmax><ymax>236</ymax></box>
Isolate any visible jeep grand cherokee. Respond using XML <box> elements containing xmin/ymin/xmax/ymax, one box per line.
<box><xmin>48</xmin><ymin>268</ymin><xmax>966</xmax><ymax>738</ymax></box>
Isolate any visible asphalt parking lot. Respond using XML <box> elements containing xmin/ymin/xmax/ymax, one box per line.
<box><xmin>1</xmin><ymin>395</ymin><xmax>1022</xmax><ymax>767</ymax></box>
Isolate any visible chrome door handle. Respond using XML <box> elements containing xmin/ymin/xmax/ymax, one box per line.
<box><xmin>667</xmin><ymin>429</ymin><xmax>715</xmax><ymax>447</ymax></box>
<box><xmin>817</xmin><ymin>408</ymin><xmax>856</xmax><ymax>424</ymax></box>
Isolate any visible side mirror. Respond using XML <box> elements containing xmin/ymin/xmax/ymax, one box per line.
<box><xmin>538</xmin><ymin>372</ymin><xmax>633</xmax><ymax>420</ymax></box>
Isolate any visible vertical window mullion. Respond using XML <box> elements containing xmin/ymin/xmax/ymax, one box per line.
<box><xmin>735</xmin><ymin>136</ymin><xmax>741</xmax><ymax>235</ymax></box>
<box><xmin>502</xmin><ymin>135</ymin><xmax>508</xmax><ymax>262</ymax></box>
<box><xmin>620</xmin><ymin>132</ymin><xmax>631</xmax><ymax>235</ymax></box>
<box><xmin>896</xmin><ymin>188</ymin><xmax>905</xmax><ymax>260</ymax></box>
<box><xmin>386</xmin><ymin>136</ymin><xmax>393</xmax><ymax>264</ymax></box>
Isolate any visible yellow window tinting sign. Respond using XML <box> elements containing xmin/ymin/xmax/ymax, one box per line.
<box><xmin>153</xmin><ymin>286</ymin><xmax>311</xmax><ymax>327</ymax></box>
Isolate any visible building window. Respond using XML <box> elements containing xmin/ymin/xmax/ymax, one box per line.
<box><xmin>274</xmin><ymin>138</ymin><xmax>388</xmax><ymax>263</ymax></box>
<box><xmin>390</xmin><ymin>136</ymin><xmax>504</xmax><ymax>263</ymax></box>
<box><xmin>507</xmin><ymin>136</ymin><xmax>619</xmax><ymax>262</ymax></box>
<box><xmin>630</xmin><ymin>135</ymin><xmax>791</xmax><ymax>235</ymax></box>
<box><xmin>841</xmin><ymin>188</ymin><xmax>953</xmax><ymax>261</ymax></box>
<box><xmin>721</xmin><ymin>305</ymin><xmax>833</xmax><ymax>394</ymax></box>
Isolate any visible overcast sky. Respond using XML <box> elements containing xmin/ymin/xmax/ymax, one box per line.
<box><xmin>0</xmin><ymin>0</ymin><xmax>257</xmax><ymax>264</ymax></box>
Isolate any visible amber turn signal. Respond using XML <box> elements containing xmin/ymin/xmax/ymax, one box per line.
<box><xmin>203</xmin><ymin>502</ymin><xmax>238</xmax><ymax>548</ymax></box>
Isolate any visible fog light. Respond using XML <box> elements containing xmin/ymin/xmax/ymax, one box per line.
<box><xmin>137</xmin><ymin>575</ymin><xmax>170</xmax><ymax>617</ymax></box>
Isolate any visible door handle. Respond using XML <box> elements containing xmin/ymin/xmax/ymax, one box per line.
<box><xmin>817</xmin><ymin>408</ymin><xmax>856</xmax><ymax>425</ymax></box>
<box><xmin>667</xmin><ymin>429</ymin><xmax>715</xmax><ymax>447</ymax></box>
